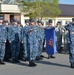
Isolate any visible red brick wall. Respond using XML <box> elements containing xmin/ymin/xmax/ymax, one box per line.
<box><xmin>14</xmin><ymin>13</ymin><xmax>21</xmax><ymax>21</ymax></box>
<box><xmin>3</xmin><ymin>13</ymin><xmax>21</xmax><ymax>22</ymax></box>
<box><xmin>3</xmin><ymin>14</ymin><xmax>10</xmax><ymax>22</ymax></box>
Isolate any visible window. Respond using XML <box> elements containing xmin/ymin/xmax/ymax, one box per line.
<box><xmin>45</xmin><ymin>21</ymin><xmax>48</xmax><ymax>26</ymax></box>
<box><xmin>65</xmin><ymin>21</ymin><xmax>71</xmax><ymax>24</ymax></box>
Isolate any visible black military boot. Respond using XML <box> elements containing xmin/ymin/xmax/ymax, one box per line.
<box><xmin>23</xmin><ymin>58</ymin><xmax>28</xmax><ymax>62</ymax></box>
<box><xmin>50</xmin><ymin>55</ymin><xmax>55</xmax><ymax>58</ymax></box>
<box><xmin>40</xmin><ymin>55</ymin><xmax>44</xmax><ymax>57</ymax></box>
<box><xmin>15</xmin><ymin>59</ymin><xmax>20</xmax><ymax>63</ymax></box>
<box><xmin>29</xmin><ymin>60</ymin><xmax>37</xmax><ymax>67</ymax></box>
<box><xmin>29</xmin><ymin>61</ymin><xmax>32</xmax><ymax>66</ymax></box>
<box><xmin>0</xmin><ymin>59</ymin><xmax>5</xmax><ymax>65</ymax></box>
<box><xmin>11</xmin><ymin>59</ymin><xmax>15</xmax><ymax>63</ymax></box>
<box><xmin>70</xmin><ymin>63</ymin><xmax>74</xmax><ymax>68</ymax></box>
<box><xmin>32</xmin><ymin>61</ymin><xmax>37</xmax><ymax>66</ymax></box>
<box><xmin>47</xmin><ymin>55</ymin><xmax>50</xmax><ymax>59</ymax></box>
<box><xmin>36</xmin><ymin>56</ymin><xmax>40</xmax><ymax>60</ymax></box>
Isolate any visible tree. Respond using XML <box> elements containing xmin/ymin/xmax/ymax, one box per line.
<box><xmin>21</xmin><ymin>0</ymin><xmax>61</xmax><ymax>19</ymax></box>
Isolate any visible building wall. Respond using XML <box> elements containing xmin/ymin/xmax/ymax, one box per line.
<box><xmin>0</xmin><ymin>4</ymin><xmax>20</xmax><ymax>13</ymax></box>
<box><xmin>1</xmin><ymin>13</ymin><xmax>21</xmax><ymax>23</ymax></box>
<box><xmin>0</xmin><ymin>4</ymin><xmax>21</xmax><ymax>23</ymax></box>
<box><xmin>14</xmin><ymin>13</ymin><xmax>21</xmax><ymax>21</ymax></box>
<box><xmin>55</xmin><ymin>17</ymin><xmax>72</xmax><ymax>25</ymax></box>
<box><xmin>21</xmin><ymin>14</ymin><xmax>29</xmax><ymax>26</ymax></box>
<box><xmin>21</xmin><ymin>14</ymin><xmax>25</xmax><ymax>26</ymax></box>
<box><xmin>41</xmin><ymin>17</ymin><xmax>72</xmax><ymax>26</ymax></box>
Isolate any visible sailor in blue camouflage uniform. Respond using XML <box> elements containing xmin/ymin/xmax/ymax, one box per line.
<box><xmin>27</xmin><ymin>18</ymin><xmax>38</xmax><ymax>67</ymax></box>
<box><xmin>45</xmin><ymin>19</ymin><xmax>56</xmax><ymax>59</ymax></box>
<box><xmin>63</xmin><ymin>22</ymin><xmax>70</xmax><ymax>54</ymax></box>
<box><xmin>36</xmin><ymin>20</ymin><xmax>45</xmax><ymax>60</ymax></box>
<box><xmin>65</xmin><ymin>18</ymin><xmax>74</xmax><ymax>68</ymax></box>
<box><xmin>4</xmin><ymin>20</ymin><xmax>10</xmax><ymax>61</ymax></box>
<box><xmin>9</xmin><ymin>19</ymin><xmax>22</xmax><ymax>63</ymax></box>
<box><xmin>0</xmin><ymin>17</ymin><xmax>7</xmax><ymax>65</ymax></box>
<box><xmin>17</xmin><ymin>21</ymin><xmax>23</xmax><ymax>60</ymax></box>
<box><xmin>55</xmin><ymin>22</ymin><xmax>62</xmax><ymax>53</ymax></box>
<box><xmin>23</xmin><ymin>19</ymin><xmax>29</xmax><ymax>61</ymax></box>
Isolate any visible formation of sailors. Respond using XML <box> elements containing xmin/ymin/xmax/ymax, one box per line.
<box><xmin>0</xmin><ymin>16</ymin><xmax>74</xmax><ymax>68</ymax></box>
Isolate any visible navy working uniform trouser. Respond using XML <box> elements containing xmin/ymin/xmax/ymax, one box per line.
<box><xmin>10</xmin><ymin>41</ymin><xmax>20</xmax><ymax>61</ymax></box>
<box><xmin>0</xmin><ymin>43</ymin><xmax>5</xmax><ymax>60</ymax></box>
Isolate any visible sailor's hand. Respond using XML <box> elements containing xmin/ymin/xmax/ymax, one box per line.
<box><xmin>30</xmin><ymin>29</ymin><xmax>33</xmax><ymax>32</ymax></box>
<box><xmin>72</xmin><ymin>32</ymin><xmax>74</xmax><ymax>34</ymax></box>
<box><xmin>9</xmin><ymin>41</ymin><xmax>11</xmax><ymax>43</ymax></box>
<box><xmin>21</xmin><ymin>41</ymin><xmax>23</xmax><ymax>43</ymax></box>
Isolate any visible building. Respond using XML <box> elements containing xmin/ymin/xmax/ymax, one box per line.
<box><xmin>55</xmin><ymin>4</ymin><xmax>74</xmax><ymax>25</ymax></box>
<box><xmin>22</xmin><ymin>4</ymin><xmax>74</xmax><ymax>26</ymax></box>
<box><xmin>0</xmin><ymin>2</ymin><xmax>74</xmax><ymax>26</ymax></box>
<box><xmin>42</xmin><ymin>4</ymin><xmax>74</xmax><ymax>26</ymax></box>
<box><xmin>0</xmin><ymin>0</ymin><xmax>21</xmax><ymax>23</ymax></box>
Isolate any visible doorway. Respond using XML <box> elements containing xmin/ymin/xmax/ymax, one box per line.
<box><xmin>10</xmin><ymin>15</ymin><xmax>14</xmax><ymax>23</ymax></box>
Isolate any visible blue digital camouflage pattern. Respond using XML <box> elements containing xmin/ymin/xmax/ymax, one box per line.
<box><xmin>64</xmin><ymin>30</ymin><xmax>70</xmax><ymax>53</ymax></box>
<box><xmin>4</xmin><ymin>26</ymin><xmax>10</xmax><ymax>60</ymax></box>
<box><xmin>18</xmin><ymin>26</ymin><xmax>23</xmax><ymax>59</ymax></box>
<box><xmin>37</xmin><ymin>26</ymin><xmax>45</xmax><ymax>56</ymax></box>
<box><xmin>27</xmin><ymin>25</ymin><xmax>38</xmax><ymax>61</ymax></box>
<box><xmin>55</xmin><ymin>27</ymin><xmax>62</xmax><ymax>52</ymax></box>
<box><xmin>23</xmin><ymin>25</ymin><xmax>29</xmax><ymax>59</ymax></box>
<box><xmin>8</xmin><ymin>25</ymin><xmax>22</xmax><ymax>43</ymax></box>
<box><xmin>65</xmin><ymin>23</ymin><xmax>74</xmax><ymax>64</ymax></box>
<box><xmin>8</xmin><ymin>25</ymin><xmax>22</xmax><ymax>60</ymax></box>
<box><xmin>0</xmin><ymin>24</ymin><xmax>7</xmax><ymax>60</ymax></box>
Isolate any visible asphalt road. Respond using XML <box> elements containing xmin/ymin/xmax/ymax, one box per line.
<box><xmin>0</xmin><ymin>53</ymin><xmax>74</xmax><ymax>75</ymax></box>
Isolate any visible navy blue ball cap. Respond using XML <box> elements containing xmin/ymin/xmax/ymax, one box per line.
<box><xmin>0</xmin><ymin>17</ymin><xmax>3</xmax><ymax>20</ymax></box>
<box><xmin>20</xmin><ymin>24</ymin><xmax>23</xmax><ymax>27</ymax></box>
<box><xmin>4</xmin><ymin>20</ymin><xmax>8</xmax><ymax>23</ymax></box>
<box><xmin>37</xmin><ymin>20</ymin><xmax>42</xmax><ymax>23</ymax></box>
<box><xmin>17</xmin><ymin>21</ymin><xmax>21</xmax><ymax>24</ymax></box>
<box><xmin>25</xmin><ymin>19</ymin><xmax>29</xmax><ymax>23</ymax></box>
<box><xmin>48</xmin><ymin>19</ymin><xmax>52</xmax><ymax>23</ymax></box>
<box><xmin>8</xmin><ymin>22</ymin><xmax>11</xmax><ymax>25</ymax></box>
<box><xmin>72</xmin><ymin>18</ymin><xmax>74</xmax><ymax>21</ymax></box>
<box><xmin>57</xmin><ymin>21</ymin><xmax>61</xmax><ymax>25</ymax></box>
<box><xmin>29</xmin><ymin>18</ymin><xmax>35</xmax><ymax>22</ymax></box>
<box><xmin>13</xmin><ymin>19</ymin><xmax>18</xmax><ymax>22</ymax></box>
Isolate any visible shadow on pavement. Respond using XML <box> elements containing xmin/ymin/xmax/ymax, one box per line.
<box><xmin>36</xmin><ymin>60</ymin><xmax>70</xmax><ymax>68</ymax></box>
<box><xmin>7</xmin><ymin>61</ymin><xmax>29</xmax><ymax>67</ymax></box>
